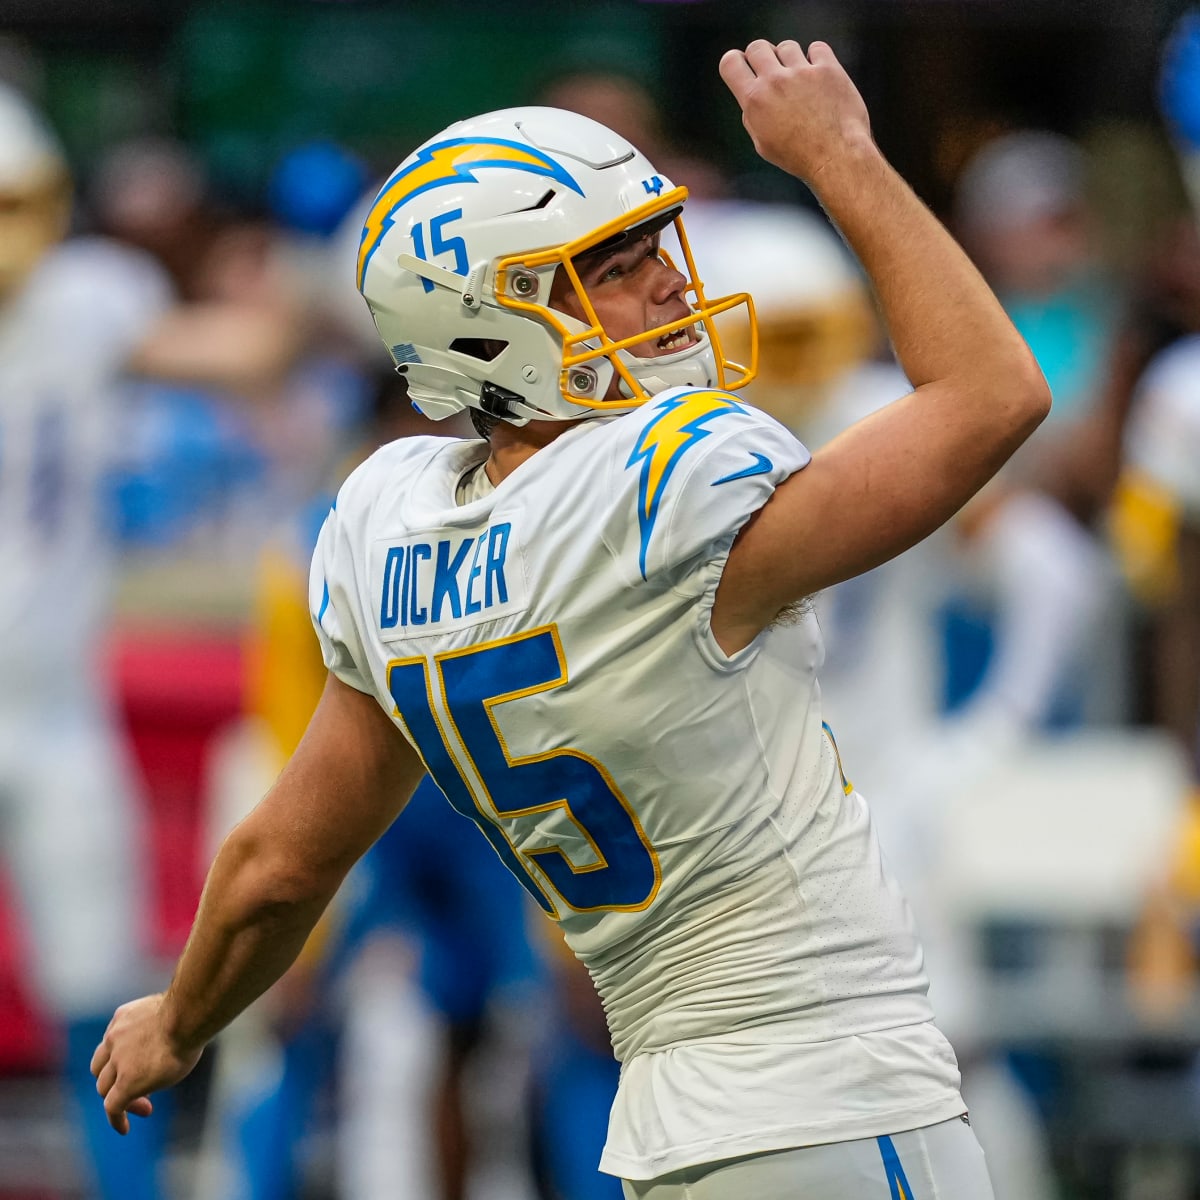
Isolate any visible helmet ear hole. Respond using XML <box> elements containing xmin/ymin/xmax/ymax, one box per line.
<box><xmin>449</xmin><ymin>338</ymin><xmax>508</xmax><ymax>362</ymax></box>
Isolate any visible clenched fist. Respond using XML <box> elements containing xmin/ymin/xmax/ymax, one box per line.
<box><xmin>719</xmin><ymin>40</ymin><xmax>874</xmax><ymax>184</ymax></box>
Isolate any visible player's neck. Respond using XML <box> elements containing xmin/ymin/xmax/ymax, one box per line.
<box><xmin>484</xmin><ymin>417</ymin><xmax>580</xmax><ymax>485</ymax></box>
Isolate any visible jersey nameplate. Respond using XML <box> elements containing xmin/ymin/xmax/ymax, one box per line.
<box><xmin>373</xmin><ymin>521</ymin><xmax>527</xmax><ymax>639</ymax></box>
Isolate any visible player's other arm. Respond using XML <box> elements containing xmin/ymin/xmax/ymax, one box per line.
<box><xmin>713</xmin><ymin>41</ymin><xmax>1050</xmax><ymax>654</ymax></box>
<box><xmin>91</xmin><ymin>672</ymin><xmax>424</xmax><ymax>1133</ymax></box>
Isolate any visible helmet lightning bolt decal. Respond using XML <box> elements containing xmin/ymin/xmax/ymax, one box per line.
<box><xmin>356</xmin><ymin>137</ymin><xmax>583</xmax><ymax>291</ymax></box>
<box><xmin>626</xmin><ymin>390</ymin><xmax>743</xmax><ymax>579</ymax></box>
<box><xmin>877</xmin><ymin>1136</ymin><xmax>917</xmax><ymax>1200</ymax></box>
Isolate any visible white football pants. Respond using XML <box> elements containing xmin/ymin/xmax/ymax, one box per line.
<box><xmin>621</xmin><ymin>1115</ymin><xmax>993</xmax><ymax>1200</ymax></box>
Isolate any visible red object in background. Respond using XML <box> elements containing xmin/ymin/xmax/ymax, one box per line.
<box><xmin>0</xmin><ymin>628</ymin><xmax>245</xmax><ymax>1072</ymax></box>
<box><xmin>0</xmin><ymin>871</ymin><xmax>52</xmax><ymax>1073</ymax></box>
<box><xmin>114</xmin><ymin>629</ymin><xmax>246</xmax><ymax>957</ymax></box>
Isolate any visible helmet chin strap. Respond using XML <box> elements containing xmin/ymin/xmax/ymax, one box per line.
<box><xmin>616</xmin><ymin>333</ymin><xmax>720</xmax><ymax>399</ymax></box>
<box><xmin>559</xmin><ymin>318</ymin><xmax>720</xmax><ymax>406</ymax></box>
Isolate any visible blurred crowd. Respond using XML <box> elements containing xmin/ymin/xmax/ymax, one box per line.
<box><xmin>1</xmin><ymin>7</ymin><xmax>1200</xmax><ymax>1200</ymax></box>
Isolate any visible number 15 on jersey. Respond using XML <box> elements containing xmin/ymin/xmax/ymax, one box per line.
<box><xmin>387</xmin><ymin>625</ymin><xmax>661</xmax><ymax>918</ymax></box>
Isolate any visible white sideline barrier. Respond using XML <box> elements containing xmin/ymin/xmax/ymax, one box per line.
<box><xmin>936</xmin><ymin>728</ymin><xmax>1193</xmax><ymax>922</ymax></box>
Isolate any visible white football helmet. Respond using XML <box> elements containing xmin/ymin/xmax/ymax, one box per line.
<box><xmin>0</xmin><ymin>83</ymin><xmax>70</xmax><ymax>298</ymax></box>
<box><xmin>356</xmin><ymin>106</ymin><xmax>756</xmax><ymax>424</ymax></box>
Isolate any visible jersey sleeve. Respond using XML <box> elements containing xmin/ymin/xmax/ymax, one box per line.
<box><xmin>309</xmin><ymin>495</ymin><xmax>374</xmax><ymax>694</ymax></box>
<box><xmin>1124</xmin><ymin>337</ymin><xmax>1200</xmax><ymax>519</ymax></box>
<box><xmin>623</xmin><ymin>391</ymin><xmax>811</xmax><ymax>586</ymax></box>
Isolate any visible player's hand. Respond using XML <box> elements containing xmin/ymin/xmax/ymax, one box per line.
<box><xmin>718</xmin><ymin>40</ymin><xmax>874</xmax><ymax>184</ymax></box>
<box><xmin>90</xmin><ymin>994</ymin><xmax>204</xmax><ymax>1135</ymax></box>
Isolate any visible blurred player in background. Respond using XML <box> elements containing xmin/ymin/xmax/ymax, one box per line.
<box><xmin>1129</xmin><ymin>3</ymin><xmax>1200</xmax><ymax>777</ymax></box>
<box><xmin>0</xmin><ymin>77</ymin><xmax>166</xmax><ymax>1200</ymax></box>
<box><xmin>1117</xmin><ymin>8</ymin><xmax>1200</xmax><ymax>1016</ymax></box>
<box><xmin>1115</xmin><ymin>329</ymin><xmax>1200</xmax><ymax>1176</ymax></box>
<box><xmin>1115</xmin><ymin>315</ymin><xmax>1200</xmax><ymax>777</ymax></box>
<box><xmin>1118</xmin><ymin>325</ymin><xmax>1200</xmax><ymax>1014</ymax></box>
<box><xmin>93</xmin><ymin>39</ymin><xmax>1050</xmax><ymax>1198</ymax></box>
<box><xmin>1103</xmin><ymin>6</ymin><xmax>1200</xmax><ymax>1020</ymax></box>
<box><xmin>0</xmin><ymin>78</ymin><xmax>298</xmax><ymax>1200</ymax></box>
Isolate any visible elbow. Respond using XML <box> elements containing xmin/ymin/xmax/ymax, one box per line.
<box><xmin>1028</xmin><ymin>367</ymin><xmax>1053</xmax><ymax>427</ymax></box>
<box><xmin>1007</xmin><ymin>354</ymin><xmax>1053</xmax><ymax>438</ymax></box>
<box><xmin>218</xmin><ymin>821</ymin><xmax>337</xmax><ymax>922</ymax></box>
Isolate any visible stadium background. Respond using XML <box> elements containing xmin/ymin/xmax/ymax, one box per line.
<box><xmin>1</xmin><ymin>1</ymin><xmax>1199</xmax><ymax>1199</ymax></box>
<box><xmin>6</xmin><ymin>1</ymin><xmax>1191</xmax><ymax>213</ymax></box>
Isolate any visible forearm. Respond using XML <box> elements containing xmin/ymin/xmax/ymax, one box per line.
<box><xmin>130</xmin><ymin>303</ymin><xmax>301</xmax><ymax>390</ymax></box>
<box><xmin>92</xmin><ymin>674</ymin><xmax>425</xmax><ymax>1134</ymax></box>
<box><xmin>811</xmin><ymin>140</ymin><xmax>1040</xmax><ymax>400</ymax></box>
<box><xmin>158</xmin><ymin>676</ymin><xmax>424</xmax><ymax>1053</ymax></box>
<box><xmin>158</xmin><ymin>827</ymin><xmax>337</xmax><ymax>1053</ymax></box>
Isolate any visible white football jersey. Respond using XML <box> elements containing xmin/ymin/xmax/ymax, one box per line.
<box><xmin>312</xmin><ymin>387</ymin><xmax>963</xmax><ymax>1176</ymax></box>
<box><xmin>0</xmin><ymin>237</ymin><xmax>170</xmax><ymax>692</ymax></box>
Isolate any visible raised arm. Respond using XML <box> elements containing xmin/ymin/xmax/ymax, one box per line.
<box><xmin>91</xmin><ymin>672</ymin><xmax>425</xmax><ymax>1133</ymax></box>
<box><xmin>713</xmin><ymin>40</ymin><xmax>1051</xmax><ymax>654</ymax></box>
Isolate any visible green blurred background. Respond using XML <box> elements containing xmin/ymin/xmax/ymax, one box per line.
<box><xmin>5</xmin><ymin>0</ymin><xmax>1193</xmax><ymax>231</ymax></box>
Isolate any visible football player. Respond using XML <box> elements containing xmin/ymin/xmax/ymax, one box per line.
<box><xmin>0</xmin><ymin>79</ymin><xmax>297</xmax><ymax>1200</ymax></box>
<box><xmin>93</xmin><ymin>40</ymin><xmax>1049</xmax><ymax>1198</ymax></box>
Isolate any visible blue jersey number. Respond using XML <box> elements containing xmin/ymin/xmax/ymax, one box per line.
<box><xmin>29</xmin><ymin>408</ymin><xmax>67</xmax><ymax>538</ymax></box>
<box><xmin>0</xmin><ymin>405</ymin><xmax>68</xmax><ymax>541</ymax></box>
<box><xmin>410</xmin><ymin>209</ymin><xmax>469</xmax><ymax>295</ymax></box>
<box><xmin>387</xmin><ymin>626</ymin><xmax>660</xmax><ymax>917</ymax></box>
